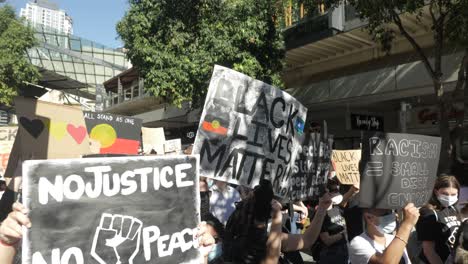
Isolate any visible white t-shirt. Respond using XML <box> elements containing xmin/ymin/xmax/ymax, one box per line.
<box><xmin>349</xmin><ymin>232</ymin><xmax>411</xmax><ymax>264</ymax></box>
<box><xmin>209</xmin><ymin>184</ymin><xmax>241</xmax><ymax>225</ymax></box>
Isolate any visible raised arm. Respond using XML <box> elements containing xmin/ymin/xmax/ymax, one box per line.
<box><xmin>261</xmin><ymin>200</ymin><xmax>283</xmax><ymax>264</ymax></box>
<box><xmin>369</xmin><ymin>203</ymin><xmax>419</xmax><ymax>264</ymax></box>
<box><xmin>281</xmin><ymin>192</ymin><xmax>332</xmax><ymax>252</ymax></box>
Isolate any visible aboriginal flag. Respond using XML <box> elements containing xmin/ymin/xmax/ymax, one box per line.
<box><xmin>202</xmin><ymin>114</ymin><xmax>229</xmax><ymax>136</ymax></box>
<box><xmin>84</xmin><ymin>112</ymin><xmax>143</xmax><ymax>155</ymax></box>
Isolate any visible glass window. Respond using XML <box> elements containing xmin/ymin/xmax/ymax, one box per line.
<box><xmin>105</xmin><ymin>67</ymin><xmax>114</xmax><ymax>76</ymax></box>
<box><xmin>63</xmin><ymin>62</ymin><xmax>74</xmax><ymax>73</ymax></box>
<box><xmin>104</xmin><ymin>54</ymin><xmax>114</xmax><ymax>63</ymax></box>
<box><xmin>70</xmin><ymin>39</ymin><xmax>81</xmax><ymax>51</ymax></box>
<box><xmin>94</xmin><ymin>52</ymin><xmax>104</xmax><ymax>60</ymax></box>
<box><xmin>74</xmin><ymin>62</ymin><xmax>84</xmax><ymax>73</ymax></box>
<box><xmin>84</xmin><ymin>64</ymin><xmax>95</xmax><ymax>75</ymax></box>
<box><xmin>53</xmin><ymin>60</ymin><xmax>64</xmax><ymax>72</ymax></box>
<box><xmin>76</xmin><ymin>74</ymin><xmax>87</xmax><ymax>83</ymax></box>
<box><xmin>95</xmin><ymin>65</ymin><xmax>105</xmax><ymax>75</ymax></box>
<box><xmin>114</xmin><ymin>56</ymin><xmax>124</xmax><ymax>65</ymax></box>
<box><xmin>96</xmin><ymin>75</ymin><xmax>105</xmax><ymax>85</ymax></box>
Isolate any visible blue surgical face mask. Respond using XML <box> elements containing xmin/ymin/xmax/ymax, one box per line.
<box><xmin>208</xmin><ymin>243</ymin><xmax>222</xmax><ymax>262</ymax></box>
<box><xmin>375</xmin><ymin>213</ymin><xmax>397</xmax><ymax>235</ymax></box>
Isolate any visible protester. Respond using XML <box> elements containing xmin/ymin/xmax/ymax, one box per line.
<box><xmin>0</xmin><ymin>176</ymin><xmax>15</xmax><ymax>222</ymax></box>
<box><xmin>210</xmin><ymin>180</ymin><xmax>241</xmax><ymax>225</ymax></box>
<box><xmin>317</xmin><ymin>178</ymin><xmax>350</xmax><ymax>263</ymax></box>
<box><xmin>454</xmin><ymin>219</ymin><xmax>468</xmax><ymax>264</ymax></box>
<box><xmin>199</xmin><ymin>176</ymin><xmax>226</xmax><ymax>264</ymax></box>
<box><xmin>416</xmin><ymin>175</ymin><xmax>462</xmax><ymax>264</ymax></box>
<box><xmin>349</xmin><ymin>203</ymin><xmax>419</xmax><ymax>264</ymax></box>
<box><xmin>223</xmin><ymin>179</ymin><xmax>332</xmax><ymax>263</ymax></box>
<box><xmin>289</xmin><ymin>200</ymin><xmax>308</xmax><ymax>234</ymax></box>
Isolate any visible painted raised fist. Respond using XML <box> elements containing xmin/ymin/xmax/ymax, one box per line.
<box><xmin>91</xmin><ymin>213</ymin><xmax>142</xmax><ymax>264</ymax></box>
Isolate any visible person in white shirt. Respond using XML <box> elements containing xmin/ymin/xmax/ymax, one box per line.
<box><xmin>209</xmin><ymin>180</ymin><xmax>241</xmax><ymax>225</ymax></box>
<box><xmin>349</xmin><ymin>203</ymin><xmax>419</xmax><ymax>264</ymax></box>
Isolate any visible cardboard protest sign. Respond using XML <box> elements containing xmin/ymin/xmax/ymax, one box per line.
<box><xmin>22</xmin><ymin>155</ymin><xmax>201</xmax><ymax>264</ymax></box>
<box><xmin>15</xmin><ymin>96</ymin><xmax>91</xmax><ymax>159</ymax></box>
<box><xmin>165</xmin><ymin>138</ymin><xmax>182</xmax><ymax>153</ymax></box>
<box><xmin>84</xmin><ymin>112</ymin><xmax>142</xmax><ymax>155</ymax></box>
<box><xmin>142</xmin><ymin>127</ymin><xmax>166</xmax><ymax>155</ymax></box>
<box><xmin>332</xmin><ymin>150</ymin><xmax>361</xmax><ymax>185</ymax></box>
<box><xmin>289</xmin><ymin>131</ymin><xmax>333</xmax><ymax>201</ymax></box>
<box><xmin>193</xmin><ymin>65</ymin><xmax>308</xmax><ymax>196</ymax></box>
<box><xmin>358</xmin><ymin>133</ymin><xmax>441</xmax><ymax>209</ymax></box>
<box><xmin>0</xmin><ymin>126</ymin><xmax>17</xmax><ymax>175</ymax></box>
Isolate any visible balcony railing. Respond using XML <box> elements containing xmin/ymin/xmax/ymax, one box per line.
<box><xmin>105</xmin><ymin>77</ymin><xmax>149</xmax><ymax>109</ymax></box>
<box><xmin>282</xmin><ymin>2</ymin><xmax>327</xmax><ymax>28</ymax></box>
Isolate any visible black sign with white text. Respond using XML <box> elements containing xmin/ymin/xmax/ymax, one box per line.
<box><xmin>358</xmin><ymin>133</ymin><xmax>441</xmax><ymax>209</ymax></box>
<box><xmin>22</xmin><ymin>155</ymin><xmax>201</xmax><ymax>264</ymax></box>
<box><xmin>289</xmin><ymin>132</ymin><xmax>333</xmax><ymax>201</ymax></box>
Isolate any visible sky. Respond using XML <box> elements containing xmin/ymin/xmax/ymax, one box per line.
<box><xmin>4</xmin><ymin>0</ymin><xmax>128</xmax><ymax>48</ymax></box>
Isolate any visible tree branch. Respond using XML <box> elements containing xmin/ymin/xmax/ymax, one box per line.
<box><xmin>429</xmin><ymin>0</ymin><xmax>437</xmax><ymax>25</ymax></box>
<box><xmin>390</xmin><ymin>9</ymin><xmax>436</xmax><ymax>79</ymax></box>
<box><xmin>452</xmin><ymin>48</ymin><xmax>468</xmax><ymax>98</ymax></box>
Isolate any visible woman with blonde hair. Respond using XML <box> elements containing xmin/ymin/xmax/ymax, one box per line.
<box><xmin>416</xmin><ymin>175</ymin><xmax>462</xmax><ymax>264</ymax></box>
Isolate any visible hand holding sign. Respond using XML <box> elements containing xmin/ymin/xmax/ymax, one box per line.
<box><xmin>91</xmin><ymin>213</ymin><xmax>143</xmax><ymax>264</ymax></box>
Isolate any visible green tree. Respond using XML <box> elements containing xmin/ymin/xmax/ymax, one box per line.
<box><xmin>0</xmin><ymin>5</ymin><xmax>39</xmax><ymax>105</ymax></box>
<box><xmin>117</xmin><ymin>0</ymin><xmax>285</xmax><ymax>108</ymax></box>
<box><xmin>320</xmin><ymin>0</ymin><xmax>468</xmax><ymax>173</ymax></box>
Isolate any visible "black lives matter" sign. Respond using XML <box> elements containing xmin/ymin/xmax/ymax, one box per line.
<box><xmin>193</xmin><ymin>65</ymin><xmax>307</xmax><ymax>196</ymax></box>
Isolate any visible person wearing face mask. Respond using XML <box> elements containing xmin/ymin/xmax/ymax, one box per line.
<box><xmin>416</xmin><ymin>175</ymin><xmax>462</xmax><ymax>264</ymax></box>
<box><xmin>199</xmin><ymin>177</ymin><xmax>226</xmax><ymax>264</ymax></box>
<box><xmin>317</xmin><ymin>179</ymin><xmax>349</xmax><ymax>263</ymax></box>
<box><xmin>349</xmin><ymin>203</ymin><xmax>420</xmax><ymax>264</ymax></box>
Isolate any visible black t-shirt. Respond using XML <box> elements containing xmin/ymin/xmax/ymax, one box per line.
<box><xmin>416</xmin><ymin>206</ymin><xmax>461</xmax><ymax>262</ymax></box>
<box><xmin>321</xmin><ymin>206</ymin><xmax>347</xmax><ymax>246</ymax></box>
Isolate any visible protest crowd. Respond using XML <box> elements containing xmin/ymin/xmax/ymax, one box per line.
<box><xmin>0</xmin><ymin>66</ymin><xmax>468</xmax><ymax>264</ymax></box>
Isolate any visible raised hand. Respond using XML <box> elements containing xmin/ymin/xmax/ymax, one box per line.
<box><xmin>402</xmin><ymin>203</ymin><xmax>420</xmax><ymax>227</ymax></box>
<box><xmin>0</xmin><ymin>202</ymin><xmax>31</xmax><ymax>246</ymax></box>
<box><xmin>91</xmin><ymin>213</ymin><xmax>142</xmax><ymax>264</ymax></box>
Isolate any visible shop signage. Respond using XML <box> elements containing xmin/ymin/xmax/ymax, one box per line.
<box><xmin>350</xmin><ymin>114</ymin><xmax>384</xmax><ymax>131</ymax></box>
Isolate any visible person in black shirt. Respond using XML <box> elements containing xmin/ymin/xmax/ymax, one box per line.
<box><xmin>416</xmin><ymin>175</ymin><xmax>462</xmax><ymax>263</ymax></box>
<box><xmin>318</xmin><ymin>178</ymin><xmax>349</xmax><ymax>263</ymax></box>
<box><xmin>454</xmin><ymin>219</ymin><xmax>468</xmax><ymax>264</ymax></box>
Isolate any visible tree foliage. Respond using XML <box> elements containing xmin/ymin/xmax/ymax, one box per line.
<box><xmin>0</xmin><ymin>5</ymin><xmax>39</xmax><ymax>105</ymax></box>
<box><xmin>117</xmin><ymin>0</ymin><xmax>285</xmax><ymax>107</ymax></box>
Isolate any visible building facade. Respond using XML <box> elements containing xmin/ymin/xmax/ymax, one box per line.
<box><xmin>103</xmin><ymin>68</ymin><xmax>200</xmax><ymax>145</ymax></box>
<box><xmin>281</xmin><ymin>3</ymin><xmax>464</xmax><ymax>150</ymax></box>
<box><xmin>20</xmin><ymin>0</ymin><xmax>73</xmax><ymax>35</ymax></box>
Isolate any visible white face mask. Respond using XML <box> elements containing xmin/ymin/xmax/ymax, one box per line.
<box><xmin>374</xmin><ymin>213</ymin><xmax>397</xmax><ymax>235</ymax></box>
<box><xmin>437</xmin><ymin>194</ymin><xmax>458</xmax><ymax>207</ymax></box>
<box><xmin>331</xmin><ymin>194</ymin><xmax>343</xmax><ymax>205</ymax></box>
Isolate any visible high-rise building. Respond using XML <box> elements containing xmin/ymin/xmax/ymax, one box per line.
<box><xmin>20</xmin><ymin>0</ymin><xmax>73</xmax><ymax>34</ymax></box>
